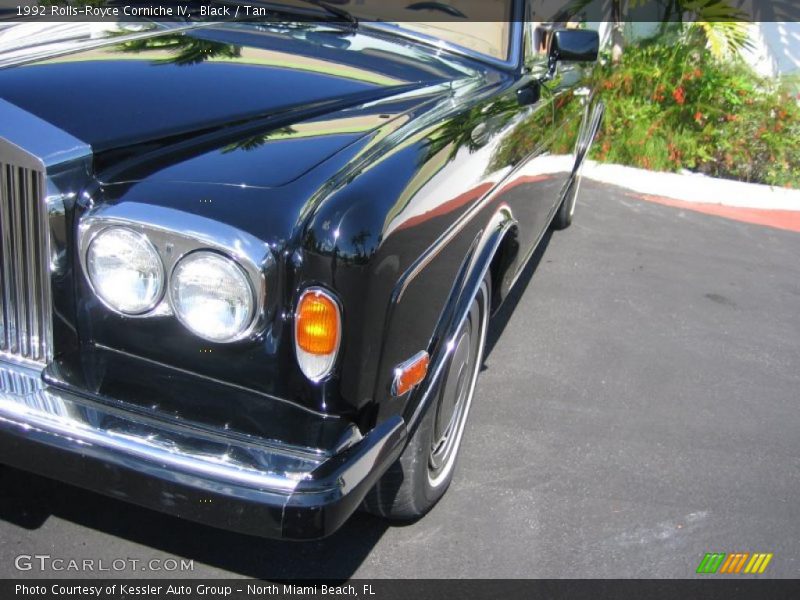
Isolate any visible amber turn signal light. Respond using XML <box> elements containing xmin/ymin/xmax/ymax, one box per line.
<box><xmin>392</xmin><ymin>351</ymin><xmax>430</xmax><ymax>397</ymax></box>
<box><xmin>296</xmin><ymin>290</ymin><xmax>340</xmax><ymax>355</ymax></box>
<box><xmin>295</xmin><ymin>287</ymin><xmax>341</xmax><ymax>382</ymax></box>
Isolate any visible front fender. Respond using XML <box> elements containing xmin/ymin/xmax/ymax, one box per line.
<box><xmin>396</xmin><ymin>206</ymin><xmax>517</xmax><ymax>433</ymax></box>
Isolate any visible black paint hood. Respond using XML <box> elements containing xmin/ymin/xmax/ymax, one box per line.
<box><xmin>0</xmin><ymin>23</ymin><xmax>466</xmax><ymax>155</ymax></box>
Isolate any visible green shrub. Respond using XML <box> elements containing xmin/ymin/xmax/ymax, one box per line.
<box><xmin>587</xmin><ymin>39</ymin><xmax>800</xmax><ymax>188</ymax></box>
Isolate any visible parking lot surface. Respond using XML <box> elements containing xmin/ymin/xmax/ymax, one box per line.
<box><xmin>1</xmin><ymin>180</ymin><xmax>798</xmax><ymax>579</ymax></box>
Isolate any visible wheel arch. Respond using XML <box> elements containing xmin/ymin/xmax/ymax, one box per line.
<box><xmin>398</xmin><ymin>205</ymin><xmax>517</xmax><ymax>432</ymax></box>
<box><xmin>489</xmin><ymin>222</ymin><xmax>521</xmax><ymax>314</ymax></box>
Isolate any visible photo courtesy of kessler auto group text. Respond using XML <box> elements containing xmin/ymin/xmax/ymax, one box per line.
<box><xmin>0</xmin><ymin>0</ymin><xmax>798</xmax><ymax>598</ymax></box>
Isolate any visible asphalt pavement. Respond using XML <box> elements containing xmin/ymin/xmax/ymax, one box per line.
<box><xmin>1</xmin><ymin>180</ymin><xmax>798</xmax><ymax>579</ymax></box>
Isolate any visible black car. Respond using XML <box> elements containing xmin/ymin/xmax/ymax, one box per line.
<box><xmin>0</xmin><ymin>1</ymin><xmax>602</xmax><ymax>539</ymax></box>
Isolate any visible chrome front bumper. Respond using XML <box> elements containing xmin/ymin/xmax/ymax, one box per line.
<box><xmin>0</xmin><ymin>360</ymin><xmax>406</xmax><ymax>539</ymax></box>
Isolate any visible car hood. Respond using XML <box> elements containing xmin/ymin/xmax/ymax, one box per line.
<box><xmin>0</xmin><ymin>23</ymin><xmax>473</xmax><ymax>185</ymax></box>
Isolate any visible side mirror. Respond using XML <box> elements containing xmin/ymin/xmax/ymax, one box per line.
<box><xmin>549</xmin><ymin>29</ymin><xmax>600</xmax><ymax>65</ymax></box>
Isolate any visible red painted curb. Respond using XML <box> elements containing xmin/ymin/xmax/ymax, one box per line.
<box><xmin>629</xmin><ymin>193</ymin><xmax>800</xmax><ymax>234</ymax></box>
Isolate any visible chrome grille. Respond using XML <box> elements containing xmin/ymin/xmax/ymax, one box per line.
<box><xmin>0</xmin><ymin>160</ymin><xmax>52</xmax><ymax>364</ymax></box>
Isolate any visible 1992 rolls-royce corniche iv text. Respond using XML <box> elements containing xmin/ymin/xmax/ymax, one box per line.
<box><xmin>0</xmin><ymin>1</ymin><xmax>602</xmax><ymax>539</ymax></box>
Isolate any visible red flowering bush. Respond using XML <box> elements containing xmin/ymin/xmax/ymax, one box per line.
<box><xmin>582</xmin><ymin>39</ymin><xmax>800</xmax><ymax>187</ymax></box>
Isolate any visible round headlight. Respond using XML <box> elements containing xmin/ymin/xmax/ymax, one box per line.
<box><xmin>170</xmin><ymin>251</ymin><xmax>255</xmax><ymax>342</ymax></box>
<box><xmin>86</xmin><ymin>227</ymin><xmax>164</xmax><ymax>315</ymax></box>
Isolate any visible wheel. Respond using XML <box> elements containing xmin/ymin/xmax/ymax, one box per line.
<box><xmin>363</xmin><ymin>276</ymin><xmax>490</xmax><ymax>520</ymax></box>
<box><xmin>551</xmin><ymin>171</ymin><xmax>581</xmax><ymax>230</ymax></box>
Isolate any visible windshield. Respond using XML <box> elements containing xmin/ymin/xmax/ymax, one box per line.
<box><xmin>271</xmin><ymin>0</ymin><xmax>515</xmax><ymax>61</ymax></box>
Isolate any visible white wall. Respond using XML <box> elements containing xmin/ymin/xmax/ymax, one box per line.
<box><xmin>744</xmin><ymin>22</ymin><xmax>800</xmax><ymax>78</ymax></box>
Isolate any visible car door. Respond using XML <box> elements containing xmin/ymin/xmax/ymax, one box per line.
<box><xmin>488</xmin><ymin>20</ymin><xmax>563</xmax><ymax>269</ymax></box>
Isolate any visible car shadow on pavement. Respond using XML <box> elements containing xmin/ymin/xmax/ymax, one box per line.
<box><xmin>485</xmin><ymin>228</ymin><xmax>553</xmax><ymax>360</ymax></box>
<box><xmin>0</xmin><ymin>464</ymin><xmax>387</xmax><ymax>579</ymax></box>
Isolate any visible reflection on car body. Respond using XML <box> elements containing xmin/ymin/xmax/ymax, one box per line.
<box><xmin>0</xmin><ymin>0</ymin><xmax>602</xmax><ymax>539</ymax></box>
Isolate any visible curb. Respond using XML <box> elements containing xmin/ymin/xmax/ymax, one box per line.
<box><xmin>582</xmin><ymin>161</ymin><xmax>800</xmax><ymax>212</ymax></box>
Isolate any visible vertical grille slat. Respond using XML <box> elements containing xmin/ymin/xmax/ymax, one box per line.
<box><xmin>0</xmin><ymin>165</ymin><xmax>6</xmax><ymax>350</ymax></box>
<box><xmin>0</xmin><ymin>157</ymin><xmax>51</xmax><ymax>365</ymax></box>
<box><xmin>12</xmin><ymin>167</ymin><xmax>30</xmax><ymax>357</ymax></box>
<box><xmin>25</xmin><ymin>171</ymin><xmax>41</xmax><ymax>361</ymax></box>
<box><xmin>0</xmin><ymin>164</ymin><xmax>17</xmax><ymax>353</ymax></box>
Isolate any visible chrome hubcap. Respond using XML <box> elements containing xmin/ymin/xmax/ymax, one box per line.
<box><xmin>428</xmin><ymin>288</ymin><xmax>485</xmax><ymax>483</ymax></box>
<box><xmin>432</xmin><ymin>324</ymin><xmax>471</xmax><ymax>460</ymax></box>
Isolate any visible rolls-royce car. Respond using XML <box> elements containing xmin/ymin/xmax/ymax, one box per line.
<box><xmin>0</xmin><ymin>1</ymin><xmax>602</xmax><ymax>539</ymax></box>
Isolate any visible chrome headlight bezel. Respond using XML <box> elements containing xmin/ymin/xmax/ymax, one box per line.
<box><xmin>78</xmin><ymin>202</ymin><xmax>274</xmax><ymax>343</ymax></box>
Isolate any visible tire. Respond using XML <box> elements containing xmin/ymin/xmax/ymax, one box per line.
<box><xmin>363</xmin><ymin>276</ymin><xmax>490</xmax><ymax>520</ymax></box>
<box><xmin>551</xmin><ymin>172</ymin><xmax>581</xmax><ymax>230</ymax></box>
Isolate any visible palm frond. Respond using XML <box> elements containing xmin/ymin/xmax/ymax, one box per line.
<box><xmin>678</xmin><ymin>0</ymin><xmax>749</xmax><ymax>22</ymax></box>
<box><xmin>690</xmin><ymin>20</ymin><xmax>753</xmax><ymax>59</ymax></box>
